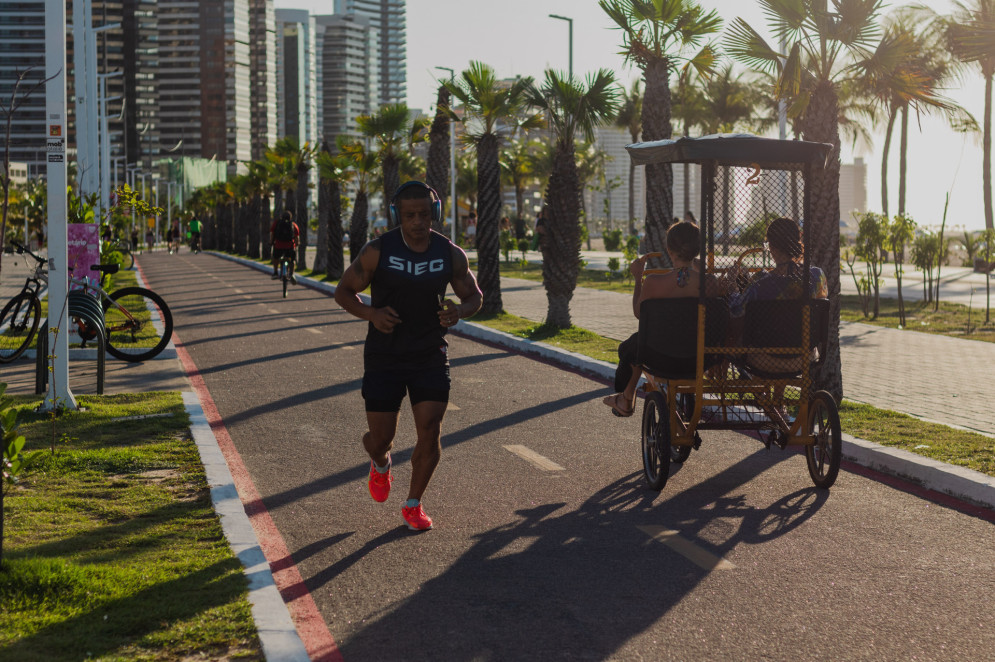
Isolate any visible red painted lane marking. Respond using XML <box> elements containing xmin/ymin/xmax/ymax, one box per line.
<box><xmin>172</xmin><ymin>329</ymin><xmax>343</xmax><ymax>662</ymax></box>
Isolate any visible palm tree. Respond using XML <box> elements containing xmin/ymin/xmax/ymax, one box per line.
<box><xmin>315</xmin><ymin>143</ymin><xmax>352</xmax><ymax>279</ymax></box>
<box><xmin>726</xmin><ymin>0</ymin><xmax>898</xmax><ymax>401</ymax></box>
<box><xmin>614</xmin><ymin>79</ymin><xmax>642</xmax><ymax>230</ymax></box>
<box><xmin>600</xmin><ymin>0</ymin><xmax>721</xmax><ymax>260</ymax></box>
<box><xmin>425</xmin><ymin>85</ymin><xmax>452</xmax><ymax>233</ymax></box>
<box><xmin>526</xmin><ymin>68</ymin><xmax>620</xmax><ymax>328</ymax></box>
<box><xmin>945</xmin><ymin>0</ymin><xmax>995</xmax><ymax>231</ymax></box>
<box><xmin>445</xmin><ymin>61</ymin><xmax>540</xmax><ymax>315</ymax></box>
<box><xmin>267</xmin><ymin>137</ymin><xmax>314</xmax><ymax>267</ymax></box>
<box><xmin>358</xmin><ymin>103</ymin><xmax>419</xmax><ymax>229</ymax></box>
<box><xmin>339</xmin><ymin>137</ymin><xmax>378</xmax><ymax>262</ymax></box>
<box><xmin>454</xmin><ymin>150</ymin><xmax>478</xmax><ymax>228</ymax></box>
<box><xmin>243</xmin><ymin>160</ymin><xmax>271</xmax><ymax>259</ymax></box>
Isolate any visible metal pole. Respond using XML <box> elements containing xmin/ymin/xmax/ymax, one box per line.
<box><xmin>45</xmin><ymin>0</ymin><xmax>77</xmax><ymax>411</ymax></box>
<box><xmin>83</xmin><ymin>0</ymin><xmax>100</xmax><ymax>222</ymax></box>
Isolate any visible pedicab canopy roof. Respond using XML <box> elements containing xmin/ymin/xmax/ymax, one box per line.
<box><xmin>626</xmin><ymin>133</ymin><xmax>833</xmax><ymax>171</ymax></box>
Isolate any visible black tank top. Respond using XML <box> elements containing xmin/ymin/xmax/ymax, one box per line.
<box><xmin>366</xmin><ymin>228</ymin><xmax>453</xmax><ymax>363</ymax></box>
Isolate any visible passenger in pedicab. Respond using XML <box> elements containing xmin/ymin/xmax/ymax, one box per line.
<box><xmin>722</xmin><ymin>217</ymin><xmax>828</xmax><ymax>374</ymax></box>
<box><xmin>601</xmin><ymin>221</ymin><xmax>719</xmax><ymax>418</ymax></box>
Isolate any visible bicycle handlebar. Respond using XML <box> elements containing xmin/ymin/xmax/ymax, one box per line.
<box><xmin>9</xmin><ymin>240</ymin><xmax>48</xmax><ymax>265</ymax></box>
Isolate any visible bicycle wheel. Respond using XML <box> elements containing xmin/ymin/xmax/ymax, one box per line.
<box><xmin>103</xmin><ymin>287</ymin><xmax>173</xmax><ymax>362</ymax></box>
<box><xmin>281</xmin><ymin>260</ymin><xmax>289</xmax><ymax>298</ymax></box>
<box><xmin>0</xmin><ymin>293</ymin><xmax>41</xmax><ymax>363</ymax></box>
<box><xmin>641</xmin><ymin>391</ymin><xmax>672</xmax><ymax>491</ymax></box>
<box><xmin>120</xmin><ymin>249</ymin><xmax>135</xmax><ymax>270</ymax></box>
<box><xmin>806</xmin><ymin>390</ymin><xmax>842</xmax><ymax>489</ymax></box>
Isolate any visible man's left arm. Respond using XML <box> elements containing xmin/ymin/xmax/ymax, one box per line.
<box><xmin>447</xmin><ymin>245</ymin><xmax>482</xmax><ymax>320</ymax></box>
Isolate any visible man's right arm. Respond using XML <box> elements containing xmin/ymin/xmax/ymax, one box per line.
<box><xmin>334</xmin><ymin>239</ymin><xmax>402</xmax><ymax>333</ymax></box>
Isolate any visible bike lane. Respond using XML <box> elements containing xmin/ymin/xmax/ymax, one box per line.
<box><xmin>138</xmin><ymin>252</ymin><xmax>995</xmax><ymax>662</ymax></box>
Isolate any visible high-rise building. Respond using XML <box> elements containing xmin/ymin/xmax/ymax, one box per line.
<box><xmin>333</xmin><ymin>0</ymin><xmax>405</xmax><ymax>106</ymax></box>
<box><xmin>123</xmin><ymin>0</ymin><xmax>158</xmax><ymax>171</ymax></box>
<box><xmin>0</xmin><ymin>1</ymin><xmax>48</xmax><ymax>178</ymax></box>
<box><xmin>249</xmin><ymin>0</ymin><xmax>277</xmax><ymax>161</ymax></box>
<box><xmin>315</xmin><ymin>13</ymin><xmax>378</xmax><ymax>142</ymax></box>
<box><xmin>275</xmin><ymin>9</ymin><xmax>318</xmax><ymax>148</ymax></box>
<box><xmin>157</xmin><ymin>0</ymin><xmax>252</xmax><ymax>172</ymax></box>
<box><xmin>839</xmin><ymin>156</ymin><xmax>867</xmax><ymax>227</ymax></box>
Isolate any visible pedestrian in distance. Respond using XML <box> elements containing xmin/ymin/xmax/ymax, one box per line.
<box><xmin>334</xmin><ymin>181</ymin><xmax>483</xmax><ymax>531</ymax></box>
<box><xmin>270</xmin><ymin>210</ymin><xmax>300</xmax><ymax>284</ymax></box>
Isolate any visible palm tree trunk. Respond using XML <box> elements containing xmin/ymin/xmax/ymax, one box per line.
<box><xmin>248</xmin><ymin>194</ymin><xmax>261</xmax><ymax>259</ymax></box>
<box><xmin>881</xmin><ymin>105</ymin><xmax>896</xmax><ymax>218</ymax></box>
<box><xmin>383</xmin><ymin>155</ymin><xmax>400</xmax><ymax>230</ymax></box>
<box><xmin>542</xmin><ymin>139</ymin><xmax>581</xmax><ymax>328</ymax></box>
<box><xmin>314</xmin><ymin>174</ymin><xmax>330</xmax><ymax>273</ymax></box>
<box><xmin>640</xmin><ymin>57</ymin><xmax>674</xmax><ymax>265</ymax></box>
<box><xmin>801</xmin><ymin>80</ymin><xmax>843</xmax><ymax>401</ymax></box>
<box><xmin>349</xmin><ymin>191</ymin><xmax>369</xmax><ymax>262</ymax></box>
<box><xmin>327</xmin><ymin>179</ymin><xmax>344</xmax><ymax>279</ymax></box>
<box><xmin>296</xmin><ymin>166</ymin><xmax>308</xmax><ymax>269</ymax></box>
<box><xmin>476</xmin><ymin>133</ymin><xmax>503</xmax><ymax>314</ymax></box>
<box><xmin>260</xmin><ymin>194</ymin><xmax>272</xmax><ymax>260</ymax></box>
<box><xmin>898</xmin><ymin>105</ymin><xmax>908</xmax><ymax>217</ymax></box>
<box><xmin>426</xmin><ymin>86</ymin><xmax>452</xmax><ymax>234</ymax></box>
<box><xmin>985</xmin><ymin>73</ymin><xmax>993</xmax><ymax>232</ymax></box>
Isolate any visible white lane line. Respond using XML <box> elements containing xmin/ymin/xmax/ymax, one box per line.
<box><xmin>446</xmin><ymin>402</ymin><xmax>461</xmax><ymax>411</ymax></box>
<box><xmin>257</xmin><ymin>303</ymin><xmax>267</xmax><ymax>307</ymax></box>
<box><xmin>286</xmin><ymin>317</ymin><xmax>299</xmax><ymax>323</ymax></box>
<box><xmin>234</xmin><ymin>288</ymin><xmax>244</xmax><ymax>294</ymax></box>
<box><xmin>268</xmin><ymin>308</ymin><xmax>280</xmax><ymax>314</ymax></box>
<box><xmin>638</xmin><ymin>526</ymin><xmax>736</xmax><ymax>571</ymax></box>
<box><xmin>306</xmin><ymin>328</ymin><xmax>321</xmax><ymax>334</ymax></box>
<box><xmin>503</xmin><ymin>445</ymin><xmax>565</xmax><ymax>472</ymax></box>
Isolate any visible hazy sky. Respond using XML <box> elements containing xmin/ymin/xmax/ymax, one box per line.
<box><xmin>275</xmin><ymin>0</ymin><xmax>988</xmax><ymax>233</ymax></box>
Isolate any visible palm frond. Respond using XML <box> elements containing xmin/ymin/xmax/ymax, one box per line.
<box><xmin>725</xmin><ymin>18</ymin><xmax>783</xmax><ymax>76</ymax></box>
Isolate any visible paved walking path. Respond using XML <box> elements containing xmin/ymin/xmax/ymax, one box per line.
<box><xmin>498</xmin><ymin>274</ymin><xmax>995</xmax><ymax>438</ymax></box>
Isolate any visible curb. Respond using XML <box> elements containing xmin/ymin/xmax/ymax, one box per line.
<box><xmin>183</xmin><ymin>391</ymin><xmax>310</xmax><ymax>662</ymax></box>
<box><xmin>209</xmin><ymin>250</ymin><xmax>995</xmax><ymax>511</ymax></box>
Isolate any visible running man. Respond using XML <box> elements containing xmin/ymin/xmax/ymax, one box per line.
<box><xmin>334</xmin><ymin>181</ymin><xmax>482</xmax><ymax>531</ymax></box>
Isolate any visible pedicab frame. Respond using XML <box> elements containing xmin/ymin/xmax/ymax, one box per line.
<box><xmin>625</xmin><ymin>134</ymin><xmax>842</xmax><ymax>492</ymax></box>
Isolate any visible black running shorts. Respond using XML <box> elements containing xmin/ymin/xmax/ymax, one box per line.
<box><xmin>362</xmin><ymin>352</ymin><xmax>450</xmax><ymax>413</ymax></box>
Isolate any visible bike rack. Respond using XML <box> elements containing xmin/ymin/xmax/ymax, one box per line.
<box><xmin>35</xmin><ymin>292</ymin><xmax>106</xmax><ymax>396</ymax></box>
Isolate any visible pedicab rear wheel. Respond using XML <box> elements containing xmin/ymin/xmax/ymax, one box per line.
<box><xmin>805</xmin><ymin>390</ymin><xmax>842</xmax><ymax>489</ymax></box>
<box><xmin>641</xmin><ymin>391</ymin><xmax>672</xmax><ymax>491</ymax></box>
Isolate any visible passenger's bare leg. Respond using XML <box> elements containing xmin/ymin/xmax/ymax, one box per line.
<box><xmin>620</xmin><ymin>364</ymin><xmax>642</xmax><ymax>410</ymax></box>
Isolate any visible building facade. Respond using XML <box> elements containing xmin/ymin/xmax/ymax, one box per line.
<box><xmin>333</xmin><ymin>0</ymin><xmax>405</xmax><ymax>107</ymax></box>
<box><xmin>839</xmin><ymin>156</ymin><xmax>868</xmax><ymax>227</ymax></box>
<box><xmin>249</xmin><ymin>0</ymin><xmax>277</xmax><ymax>161</ymax></box>
<box><xmin>315</xmin><ymin>13</ymin><xmax>378</xmax><ymax>142</ymax></box>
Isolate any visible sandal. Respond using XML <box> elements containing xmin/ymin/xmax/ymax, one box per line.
<box><xmin>602</xmin><ymin>393</ymin><xmax>634</xmax><ymax>418</ymax></box>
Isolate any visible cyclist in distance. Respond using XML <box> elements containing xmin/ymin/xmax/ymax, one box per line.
<box><xmin>189</xmin><ymin>216</ymin><xmax>203</xmax><ymax>252</ymax></box>
<box><xmin>334</xmin><ymin>181</ymin><xmax>482</xmax><ymax>532</ymax></box>
<box><xmin>270</xmin><ymin>210</ymin><xmax>299</xmax><ymax>283</ymax></box>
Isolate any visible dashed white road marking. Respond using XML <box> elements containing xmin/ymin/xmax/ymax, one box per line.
<box><xmin>638</xmin><ymin>525</ymin><xmax>736</xmax><ymax>571</ymax></box>
<box><xmin>503</xmin><ymin>445</ymin><xmax>565</xmax><ymax>472</ymax></box>
<box><xmin>446</xmin><ymin>402</ymin><xmax>461</xmax><ymax>411</ymax></box>
<box><xmin>268</xmin><ymin>308</ymin><xmax>280</xmax><ymax>314</ymax></box>
<box><xmin>306</xmin><ymin>328</ymin><xmax>321</xmax><ymax>334</ymax></box>
<box><xmin>286</xmin><ymin>317</ymin><xmax>299</xmax><ymax>323</ymax></box>
<box><xmin>234</xmin><ymin>288</ymin><xmax>244</xmax><ymax>294</ymax></box>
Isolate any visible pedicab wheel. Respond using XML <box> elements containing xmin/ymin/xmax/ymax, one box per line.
<box><xmin>805</xmin><ymin>390</ymin><xmax>842</xmax><ymax>489</ymax></box>
<box><xmin>672</xmin><ymin>394</ymin><xmax>695</xmax><ymax>463</ymax></box>
<box><xmin>641</xmin><ymin>391</ymin><xmax>672</xmax><ymax>491</ymax></box>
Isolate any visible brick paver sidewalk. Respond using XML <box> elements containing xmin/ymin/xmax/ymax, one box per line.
<box><xmin>500</xmin><ymin>275</ymin><xmax>995</xmax><ymax>438</ymax></box>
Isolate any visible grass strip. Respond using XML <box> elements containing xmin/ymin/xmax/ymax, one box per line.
<box><xmin>0</xmin><ymin>392</ymin><xmax>262</xmax><ymax>661</ymax></box>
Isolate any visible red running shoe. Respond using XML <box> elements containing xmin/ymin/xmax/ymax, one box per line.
<box><xmin>401</xmin><ymin>504</ymin><xmax>433</xmax><ymax>531</ymax></box>
<box><xmin>367</xmin><ymin>460</ymin><xmax>392</xmax><ymax>502</ymax></box>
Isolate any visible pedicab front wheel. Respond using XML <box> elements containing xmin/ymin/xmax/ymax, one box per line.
<box><xmin>641</xmin><ymin>391</ymin><xmax>672</xmax><ymax>491</ymax></box>
<box><xmin>805</xmin><ymin>390</ymin><xmax>842</xmax><ymax>489</ymax></box>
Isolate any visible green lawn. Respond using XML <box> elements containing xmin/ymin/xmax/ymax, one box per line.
<box><xmin>0</xmin><ymin>392</ymin><xmax>262</xmax><ymax>661</ymax></box>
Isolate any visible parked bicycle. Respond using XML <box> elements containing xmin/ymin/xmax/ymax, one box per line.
<box><xmin>0</xmin><ymin>241</ymin><xmax>173</xmax><ymax>363</ymax></box>
<box><xmin>0</xmin><ymin>244</ymin><xmax>44</xmax><ymax>362</ymax></box>
<box><xmin>104</xmin><ymin>238</ymin><xmax>135</xmax><ymax>270</ymax></box>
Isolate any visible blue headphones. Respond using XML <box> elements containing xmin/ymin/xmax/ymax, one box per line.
<box><xmin>388</xmin><ymin>181</ymin><xmax>442</xmax><ymax>226</ymax></box>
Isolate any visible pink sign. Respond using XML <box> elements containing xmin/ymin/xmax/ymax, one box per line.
<box><xmin>67</xmin><ymin>224</ymin><xmax>101</xmax><ymax>285</ymax></box>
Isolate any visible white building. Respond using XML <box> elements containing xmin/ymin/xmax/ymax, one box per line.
<box><xmin>333</xmin><ymin>0</ymin><xmax>405</xmax><ymax>106</ymax></box>
<box><xmin>315</xmin><ymin>13</ymin><xmax>379</xmax><ymax>142</ymax></box>
<box><xmin>839</xmin><ymin>156</ymin><xmax>867</xmax><ymax>232</ymax></box>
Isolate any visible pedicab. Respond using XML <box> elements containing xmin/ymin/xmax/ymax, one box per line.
<box><xmin>625</xmin><ymin>134</ymin><xmax>842</xmax><ymax>491</ymax></box>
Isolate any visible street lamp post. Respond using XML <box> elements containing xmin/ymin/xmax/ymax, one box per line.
<box><xmin>549</xmin><ymin>14</ymin><xmax>573</xmax><ymax>79</ymax></box>
<box><xmin>435</xmin><ymin>66</ymin><xmax>457</xmax><ymax>245</ymax></box>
